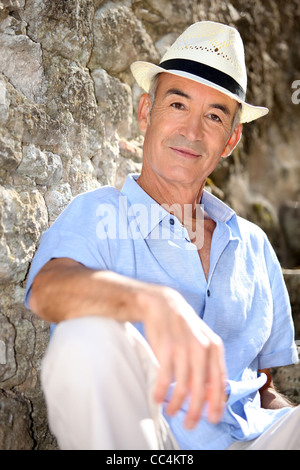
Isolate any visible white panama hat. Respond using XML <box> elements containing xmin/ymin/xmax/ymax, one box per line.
<box><xmin>131</xmin><ymin>21</ymin><xmax>269</xmax><ymax>124</ymax></box>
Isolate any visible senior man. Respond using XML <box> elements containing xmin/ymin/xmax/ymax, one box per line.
<box><xmin>25</xmin><ymin>21</ymin><xmax>299</xmax><ymax>450</ymax></box>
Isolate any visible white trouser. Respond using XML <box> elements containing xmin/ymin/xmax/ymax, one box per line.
<box><xmin>41</xmin><ymin>316</ymin><xmax>179</xmax><ymax>450</ymax></box>
<box><xmin>227</xmin><ymin>405</ymin><xmax>300</xmax><ymax>450</ymax></box>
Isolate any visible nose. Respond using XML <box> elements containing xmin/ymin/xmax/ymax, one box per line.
<box><xmin>179</xmin><ymin>111</ymin><xmax>204</xmax><ymax>142</ymax></box>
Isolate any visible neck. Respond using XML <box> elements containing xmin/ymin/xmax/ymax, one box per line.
<box><xmin>137</xmin><ymin>170</ymin><xmax>206</xmax><ymax>223</ymax></box>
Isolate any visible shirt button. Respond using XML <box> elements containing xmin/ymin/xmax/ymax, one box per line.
<box><xmin>207</xmin><ymin>289</ymin><xmax>211</xmax><ymax>297</ymax></box>
<box><xmin>169</xmin><ymin>218</ymin><xmax>175</xmax><ymax>225</ymax></box>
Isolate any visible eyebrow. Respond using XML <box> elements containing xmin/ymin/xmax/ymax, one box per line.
<box><xmin>165</xmin><ymin>88</ymin><xmax>192</xmax><ymax>100</ymax></box>
<box><xmin>164</xmin><ymin>88</ymin><xmax>231</xmax><ymax>116</ymax></box>
<box><xmin>209</xmin><ymin>103</ymin><xmax>231</xmax><ymax>116</ymax></box>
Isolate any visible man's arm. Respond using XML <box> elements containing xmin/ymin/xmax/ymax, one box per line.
<box><xmin>30</xmin><ymin>257</ymin><xmax>227</xmax><ymax>429</ymax></box>
<box><xmin>30</xmin><ymin>257</ymin><xmax>150</xmax><ymax>324</ymax></box>
<box><xmin>259</xmin><ymin>368</ymin><xmax>297</xmax><ymax>409</ymax></box>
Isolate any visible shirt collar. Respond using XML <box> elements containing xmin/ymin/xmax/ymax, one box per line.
<box><xmin>201</xmin><ymin>190</ymin><xmax>236</xmax><ymax>223</ymax></box>
<box><xmin>121</xmin><ymin>173</ymin><xmax>170</xmax><ymax>239</ymax></box>
<box><xmin>201</xmin><ymin>190</ymin><xmax>242</xmax><ymax>241</ymax></box>
<box><xmin>121</xmin><ymin>173</ymin><xmax>239</xmax><ymax>239</ymax></box>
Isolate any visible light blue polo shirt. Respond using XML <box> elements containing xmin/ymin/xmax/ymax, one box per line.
<box><xmin>25</xmin><ymin>174</ymin><xmax>298</xmax><ymax>450</ymax></box>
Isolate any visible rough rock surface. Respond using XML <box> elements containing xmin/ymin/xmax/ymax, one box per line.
<box><xmin>0</xmin><ymin>0</ymin><xmax>299</xmax><ymax>449</ymax></box>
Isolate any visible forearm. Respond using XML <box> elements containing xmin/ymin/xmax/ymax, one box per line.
<box><xmin>29</xmin><ymin>257</ymin><xmax>150</xmax><ymax>324</ymax></box>
<box><xmin>260</xmin><ymin>387</ymin><xmax>296</xmax><ymax>409</ymax></box>
<box><xmin>259</xmin><ymin>368</ymin><xmax>297</xmax><ymax>409</ymax></box>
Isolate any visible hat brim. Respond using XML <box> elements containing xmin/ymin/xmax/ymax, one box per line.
<box><xmin>131</xmin><ymin>61</ymin><xmax>269</xmax><ymax>124</ymax></box>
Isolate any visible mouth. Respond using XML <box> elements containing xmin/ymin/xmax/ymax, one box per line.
<box><xmin>170</xmin><ymin>146</ymin><xmax>201</xmax><ymax>159</ymax></box>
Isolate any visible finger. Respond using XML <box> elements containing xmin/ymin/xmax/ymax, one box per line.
<box><xmin>205</xmin><ymin>336</ymin><xmax>227</xmax><ymax>424</ymax></box>
<box><xmin>183</xmin><ymin>332</ymin><xmax>226</xmax><ymax>429</ymax></box>
<box><xmin>183</xmin><ymin>334</ymin><xmax>209</xmax><ymax>429</ymax></box>
<box><xmin>165</xmin><ymin>344</ymin><xmax>189</xmax><ymax>416</ymax></box>
<box><xmin>153</xmin><ymin>347</ymin><xmax>173</xmax><ymax>405</ymax></box>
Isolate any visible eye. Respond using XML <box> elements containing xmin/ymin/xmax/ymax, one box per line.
<box><xmin>171</xmin><ymin>102</ymin><xmax>185</xmax><ymax>110</ymax></box>
<box><xmin>208</xmin><ymin>113</ymin><xmax>222</xmax><ymax>123</ymax></box>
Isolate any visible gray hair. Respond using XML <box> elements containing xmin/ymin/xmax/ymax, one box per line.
<box><xmin>148</xmin><ymin>73</ymin><xmax>161</xmax><ymax>112</ymax></box>
<box><xmin>232</xmin><ymin>103</ymin><xmax>242</xmax><ymax>131</ymax></box>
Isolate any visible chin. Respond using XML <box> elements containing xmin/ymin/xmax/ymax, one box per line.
<box><xmin>162</xmin><ymin>166</ymin><xmax>200</xmax><ymax>184</ymax></box>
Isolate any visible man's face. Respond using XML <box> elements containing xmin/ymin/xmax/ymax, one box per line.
<box><xmin>138</xmin><ymin>73</ymin><xmax>242</xmax><ymax>190</ymax></box>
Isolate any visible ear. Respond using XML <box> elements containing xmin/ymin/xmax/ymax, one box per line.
<box><xmin>137</xmin><ymin>93</ymin><xmax>152</xmax><ymax>133</ymax></box>
<box><xmin>221</xmin><ymin>123</ymin><xmax>243</xmax><ymax>158</ymax></box>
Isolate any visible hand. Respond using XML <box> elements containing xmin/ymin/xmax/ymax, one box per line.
<box><xmin>140</xmin><ymin>285</ymin><xmax>227</xmax><ymax>429</ymax></box>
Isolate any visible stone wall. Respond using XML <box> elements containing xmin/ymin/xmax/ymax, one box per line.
<box><xmin>0</xmin><ymin>0</ymin><xmax>299</xmax><ymax>449</ymax></box>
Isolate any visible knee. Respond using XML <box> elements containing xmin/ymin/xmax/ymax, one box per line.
<box><xmin>42</xmin><ymin>317</ymin><xmax>128</xmax><ymax>386</ymax></box>
<box><xmin>51</xmin><ymin>316</ymin><xmax>125</xmax><ymax>352</ymax></box>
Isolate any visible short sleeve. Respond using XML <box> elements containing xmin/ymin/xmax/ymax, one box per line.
<box><xmin>24</xmin><ymin>187</ymin><xmax>120</xmax><ymax>308</ymax></box>
<box><xmin>257</xmin><ymin>236</ymin><xmax>299</xmax><ymax>368</ymax></box>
